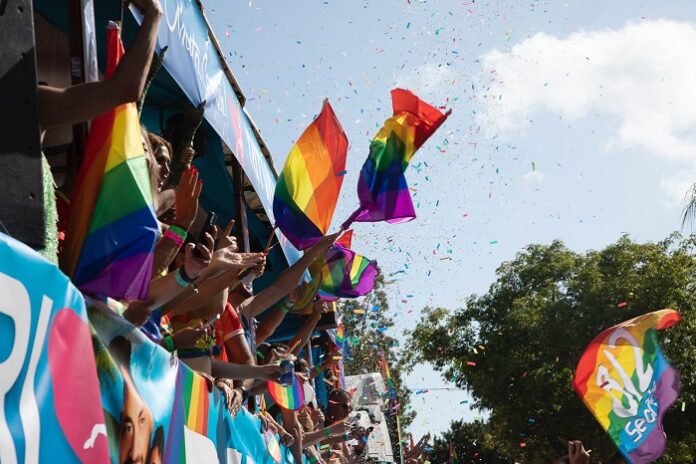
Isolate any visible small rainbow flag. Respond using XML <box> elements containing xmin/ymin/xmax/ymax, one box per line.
<box><xmin>62</xmin><ymin>22</ymin><xmax>157</xmax><ymax>299</ymax></box>
<box><xmin>267</xmin><ymin>375</ymin><xmax>305</xmax><ymax>411</ymax></box>
<box><xmin>310</xmin><ymin>231</ymin><xmax>378</xmax><ymax>301</ymax></box>
<box><xmin>335</xmin><ymin>323</ymin><xmax>345</xmax><ymax>346</ymax></box>
<box><xmin>273</xmin><ymin>100</ymin><xmax>348</xmax><ymax>250</ymax></box>
<box><xmin>266</xmin><ymin>376</ymin><xmax>304</xmax><ymax>411</ymax></box>
<box><xmin>343</xmin><ymin>89</ymin><xmax>450</xmax><ymax>228</ymax></box>
<box><xmin>573</xmin><ymin>309</ymin><xmax>682</xmax><ymax>463</ymax></box>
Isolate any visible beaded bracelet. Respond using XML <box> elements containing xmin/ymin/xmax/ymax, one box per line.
<box><xmin>323</xmin><ymin>428</ymin><xmax>331</xmax><ymax>438</ymax></box>
<box><xmin>163</xmin><ymin>335</ymin><xmax>175</xmax><ymax>352</ymax></box>
<box><xmin>174</xmin><ymin>268</ymin><xmax>189</xmax><ymax>287</ymax></box>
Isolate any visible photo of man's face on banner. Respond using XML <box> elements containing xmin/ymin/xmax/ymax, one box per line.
<box><xmin>89</xmin><ymin>305</ymin><xmax>176</xmax><ymax>464</ymax></box>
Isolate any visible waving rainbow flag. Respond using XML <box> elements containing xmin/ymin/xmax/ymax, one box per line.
<box><xmin>310</xmin><ymin>231</ymin><xmax>378</xmax><ymax>301</ymax></box>
<box><xmin>573</xmin><ymin>309</ymin><xmax>682</xmax><ymax>464</ymax></box>
<box><xmin>62</xmin><ymin>23</ymin><xmax>158</xmax><ymax>299</ymax></box>
<box><xmin>343</xmin><ymin>89</ymin><xmax>450</xmax><ymax>228</ymax></box>
<box><xmin>273</xmin><ymin>100</ymin><xmax>348</xmax><ymax>250</ymax></box>
<box><xmin>267</xmin><ymin>376</ymin><xmax>305</xmax><ymax>411</ymax></box>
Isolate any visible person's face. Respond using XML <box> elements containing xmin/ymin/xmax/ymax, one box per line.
<box><xmin>154</xmin><ymin>144</ymin><xmax>171</xmax><ymax>189</ymax></box>
<box><xmin>119</xmin><ymin>373</ymin><xmax>154</xmax><ymax>464</ymax></box>
<box><xmin>328</xmin><ymin>394</ymin><xmax>351</xmax><ymax>422</ymax></box>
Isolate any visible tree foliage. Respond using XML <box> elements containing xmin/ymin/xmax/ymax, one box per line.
<box><xmin>337</xmin><ymin>275</ymin><xmax>414</xmax><ymax>459</ymax></box>
<box><xmin>404</xmin><ymin>234</ymin><xmax>696</xmax><ymax>463</ymax></box>
<box><xmin>427</xmin><ymin>420</ymin><xmax>510</xmax><ymax>464</ymax></box>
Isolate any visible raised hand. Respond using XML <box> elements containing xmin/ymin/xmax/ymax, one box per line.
<box><xmin>210</xmin><ymin>248</ymin><xmax>265</xmax><ymax>274</ymax></box>
<box><xmin>568</xmin><ymin>440</ymin><xmax>590</xmax><ymax>464</ymax></box>
<box><xmin>173</xmin><ymin>166</ymin><xmax>202</xmax><ymax>231</ymax></box>
<box><xmin>216</xmin><ymin>220</ymin><xmax>238</xmax><ymax>252</ymax></box>
<box><xmin>306</xmin><ymin>231</ymin><xmax>342</xmax><ymax>258</ymax></box>
<box><xmin>182</xmin><ymin>231</ymin><xmax>214</xmax><ymax>279</ymax></box>
<box><xmin>312</xmin><ymin>300</ymin><xmax>329</xmax><ymax>318</ymax></box>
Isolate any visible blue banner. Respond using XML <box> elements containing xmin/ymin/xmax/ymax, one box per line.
<box><xmin>0</xmin><ymin>232</ymin><xmax>300</xmax><ymax>463</ymax></box>
<box><xmin>0</xmin><ymin>233</ymin><xmax>109</xmax><ymax>463</ymax></box>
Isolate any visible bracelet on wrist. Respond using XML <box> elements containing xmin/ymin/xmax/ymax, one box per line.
<box><xmin>179</xmin><ymin>265</ymin><xmax>196</xmax><ymax>283</ymax></box>
<box><xmin>323</xmin><ymin>427</ymin><xmax>331</xmax><ymax>438</ymax></box>
<box><xmin>169</xmin><ymin>224</ymin><xmax>188</xmax><ymax>240</ymax></box>
<box><xmin>174</xmin><ymin>268</ymin><xmax>189</xmax><ymax>287</ymax></box>
<box><xmin>280</xmin><ymin>297</ymin><xmax>294</xmax><ymax>313</ymax></box>
<box><xmin>163</xmin><ymin>229</ymin><xmax>185</xmax><ymax>248</ymax></box>
<box><xmin>163</xmin><ymin>335</ymin><xmax>175</xmax><ymax>352</ymax></box>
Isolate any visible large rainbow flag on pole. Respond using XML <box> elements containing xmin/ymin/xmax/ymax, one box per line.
<box><xmin>342</xmin><ymin>89</ymin><xmax>450</xmax><ymax>228</ymax></box>
<box><xmin>573</xmin><ymin>309</ymin><xmax>682</xmax><ymax>464</ymax></box>
<box><xmin>309</xmin><ymin>231</ymin><xmax>378</xmax><ymax>301</ymax></box>
<box><xmin>273</xmin><ymin>100</ymin><xmax>348</xmax><ymax>250</ymax></box>
<box><xmin>62</xmin><ymin>22</ymin><xmax>158</xmax><ymax>299</ymax></box>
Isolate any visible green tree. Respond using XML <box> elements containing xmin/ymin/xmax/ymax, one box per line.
<box><xmin>404</xmin><ymin>234</ymin><xmax>696</xmax><ymax>463</ymax></box>
<box><xmin>337</xmin><ymin>275</ymin><xmax>414</xmax><ymax>459</ymax></box>
<box><xmin>427</xmin><ymin>420</ymin><xmax>510</xmax><ymax>464</ymax></box>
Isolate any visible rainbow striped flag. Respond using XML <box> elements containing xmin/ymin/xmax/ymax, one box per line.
<box><xmin>343</xmin><ymin>89</ymin><xmax>450</xmax><ymax>228</ymax></box>
<box><xmin>267</xmin><ymin>375</ymin><xmax>305</xmax><ymax>411</ymax></box>
<box><xmin>335</xmin><ymin>323</ymin><xmax>345</xmax><ymax>346</ymax></box>
<box><xmin>573</xmin><ymin>309</ymin><xmax>682</xmax><ymax>463</ymax></box>
<box><xmin>62</xmin><ymin>22</ymin><xmax>158</xmax><ymax>299</ymax></box>
<box><xmin>273</xmin><ymin>100</ymin><xmax>348</xmax><ymax>249</ymax></box>
<box><xmin>310</xmin><ymin>231</ymin><xmax>378</xmax><ymax>301</ymax></box>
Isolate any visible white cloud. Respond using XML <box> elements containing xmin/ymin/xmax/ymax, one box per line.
<box><xmin>396</xmin><ymin>63</ymin><xmax>456</xmax><ymax>94</ymax></box>
<box><xmin>523</xmin><ymin>170</ymin><xmax>545</xmax><ymax>185</ymax></box>
<box><xmin>479</xmin><ymin>19</ymin><xmax>696</xmax><ymax>205</ymax></box>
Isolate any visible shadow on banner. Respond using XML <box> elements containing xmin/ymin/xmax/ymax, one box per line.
<box><xmin>0</xmin><ymin>231</ymin><xmax>298</xmax><ymax>464</ymax></box>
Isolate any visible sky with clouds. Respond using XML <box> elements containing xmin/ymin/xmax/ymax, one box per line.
<box><xmin>206</xmin><ymin>0</ymin><xmax>696</xmax><ymax>438</ymax></box>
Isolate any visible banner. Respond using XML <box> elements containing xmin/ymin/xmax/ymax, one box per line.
<box><xmin>573</xmin><ymin>309</ymin><xmax>682</xmax><ymax>464</ymax></box>
<box><xmin>0</xmin><ymin>232</ymin><xmax>300</xmax><ymax>464</ymax></box>
<box><xmin>0</xmin><ymin>232</ymin><xmax>109</xmax><ymax>463</ymax></box>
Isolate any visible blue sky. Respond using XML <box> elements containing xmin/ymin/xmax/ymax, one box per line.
<box><xmin>206</xmin><ymin>0</ymin><xmax>696</xmax><ymax>439</ymax></box>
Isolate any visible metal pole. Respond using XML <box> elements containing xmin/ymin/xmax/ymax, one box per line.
<box><xmin>396</xmin><ymin>412</ymin><xmax>405</xmax><ymax>464</ymax></box>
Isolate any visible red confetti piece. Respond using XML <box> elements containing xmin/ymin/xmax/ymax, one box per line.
<box><xmin>600</xmin><ymin>380</ymin><xmax>610</xmax><ymax>388</ymax></box>
<box><xmin>467</xmin><ymin>361</ymin><xmax>477</xmax><ymax>367</ymax></box>
<box><xmin>520</xmin><ymin>443</ymin><xmax>527</xmax><ymax>448</ymax></box>
<box><xmin>617</xmin><ymin>301</ymin><xmax>628</xmax><ymax>308</ymax></box>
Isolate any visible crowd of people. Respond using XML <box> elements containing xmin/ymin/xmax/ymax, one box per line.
<box><xmin>34</xmin><ymin>1</ymin><xmax>380</xmax><ymax>463</ymax></box>
<box><xmin>30</xmin><ymin>1</ymin><xmax>596</xmax><ymax>463</ymax></box>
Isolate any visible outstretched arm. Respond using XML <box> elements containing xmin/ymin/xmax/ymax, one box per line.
<box><xmin>38</xmin><ymin>0</ymin><xmax>163</xmax><ymax>130</ymax></box>
<box><xmin>289</xmin><ymin>301</ymin><xmax>326</xmax><ymax>355</ymax></box>
<box><xmin>238</xmin><ymin>232</ymin><xmax>340</xmax><ymax>320</ymax></box>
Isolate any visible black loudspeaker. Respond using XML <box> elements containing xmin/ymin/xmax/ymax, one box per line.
<box><xmin>0</xmin><ymin>0</ymin><xmax>45</xmax><ymax>249</ymax></box>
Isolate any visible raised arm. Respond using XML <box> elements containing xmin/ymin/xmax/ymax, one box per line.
<box><xmin>38</xmin><ymin>0</ymin><xmax>163</xmax><ymax>130</ymax></box>
<box><xmin>289</xmin><ymin>301</ymin><xmax>327</xmax><ymax>356</ymax></box>
<box><xmin>238</xmin><ymin>232</ymin><xmax>340</xmax><ymax>320</ymax></box>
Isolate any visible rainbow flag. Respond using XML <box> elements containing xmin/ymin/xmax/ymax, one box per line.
<box><xmin>342</xmin><ymin>89</ymin><xmax>450</xmax><ymax>228</ymax></box>
<box><xmin>273</xmin><ymin>100</ymin><xmax>348</xmax><ymax>250</ymax></box>
<box><xmin>335</xmin><ymin>323</ymin><xmax>345</xmax><ymax>346</ymax></box>
<box><xmin>62</xmin><ymin>22</ymin><xmax>158</xmax><ymax>299</ymax></box>
<box><xmin>573</xmin><ymin>309</ymin><xmax>682</xmax><ymax>464</ymax></box>
<box><xmin>267</xmin><ymin>375</ymin><xmax>305</xmax><ymax>411</ymax></box>
<box><xmin>309</xmin><ymin>231</ymin><xmax>378</xmax><ymax>301</ymax></box>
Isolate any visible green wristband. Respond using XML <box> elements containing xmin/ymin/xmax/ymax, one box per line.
<box><xmin>168</xmin><ymin>224</ymin><xmax>188</xmax><ymax>241</ymax></box>
<box><xmin>323</xmin><ymin>427</ymin><xmax>331</xmax><ymax>438</ymax></box>
<box><xmin>163</xmin><ymin>335</ymin><xmax>175</xmax><ymax>352</ymax></box>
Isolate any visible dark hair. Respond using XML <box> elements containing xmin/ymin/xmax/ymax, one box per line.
<box><xmin>108</xmin><ymin>335</ymin><xmax>132</xmax><ymax>376</ymax></box>
<box><xmin>295</xmin><ymin>358</ymin><xmax>309</xmax><ymax>373</ymax></box>
<box><xmin>147</xmin><ymin>425</ymin><xmax>165</xmax><ymax>464</ymax></box>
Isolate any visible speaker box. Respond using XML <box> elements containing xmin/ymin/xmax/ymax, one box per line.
<box><xmin>0</xmin><ymin>0</ymin><xmax>45</xmax><ymax>249</ymax></box>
